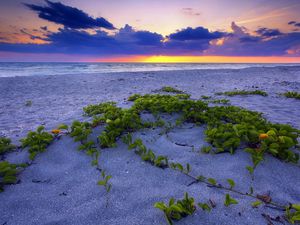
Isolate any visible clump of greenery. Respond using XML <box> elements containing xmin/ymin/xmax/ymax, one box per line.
<box><xmin>209</xmin><ymin>99</ymin><xmax>230</xmax><ymax>104</ymax></box>
<box><xmin>70</xmin><ymin>121</ymin><xmax>100</xmax><ymax>167</ymax></box>
<box><xmin>283</xmin><ymin>91</ymin><xmax>300</xmax><ymax>100</ymax></box>
<box><xmin>204</xmin><ymin>106</ymin><xmax>299</xmax><ymax>162</ymax></box>
<box><xmin>85</xmin><ymin>94</ymin><xmax>299</xmax><ymax>164</ymax></box>
<box><xmin>161</xmin><ymin>86</ymin><xmax>184</xmax><ymax>94</ymax></box>
<box><xmin>154</xmin><ymin>192</ymin><xmax>196</xmax><ymax>225</ymax></box>
<box><xmin>83</xmin><ymin>102</ymin><xmax>118</xmax><ymax>117</ymax></box>
<box><xmin>201</xmin><ymin>95</ymin><xmax>211</xmax><ymax>100</ymax></box>
<box><xmin>286</xmin><ymin>204</ymin><xmax>300</xmax><ymax>224</ymax></box>
<box><xmin>0</xmin><ymin>137</ymin><xmax>16</xmax><ymax>156</ymax></box>
<box><xmin>201</xmin><ymin>146</ymin><xmax>212</xmax><ymax>154</ymax></box>
<box><xmin>128</xmin><ymin>94</ymin><xmax>142</xmax><ymax>101</ymax></box>
<box><xmin>83</xmin><ymin>102</ymin><xmax>144</xmax><ymax>148</ymax></box>
<box><xmin>0</xmin><ymin>161</ymin><xmax>27</xmax><ymax>192</ymax></box>
<box><xmin>21</xmin><ymin>126</ymin><xmax>53</xmax><ymax>160</ymax></box>
<box><xmin>70</xmin><ymin>121</ymin><xmax>92</xmax><ymax>145</ymax></box>
<box><xmin>219</xmin><ymin>90</ymin><xmax>268</xmax><ymax>97</ymax></box>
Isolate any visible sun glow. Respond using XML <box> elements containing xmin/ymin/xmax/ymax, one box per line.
<box><xmin>95</xmin><ymin>55</ymin><xmax>300</xmax><ymax>63</ymax></box>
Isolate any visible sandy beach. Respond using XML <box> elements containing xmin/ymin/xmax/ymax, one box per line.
<box><xmin>1</xmin><ymin>66</ymin><xmax>300</xmax><ymax>225</ymax></box>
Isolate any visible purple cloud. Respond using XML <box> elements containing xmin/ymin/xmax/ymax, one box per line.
<box><xmin>25</xmin><ymin>0</ymin><xmax>115</xmax><ymax>30</ymax></box>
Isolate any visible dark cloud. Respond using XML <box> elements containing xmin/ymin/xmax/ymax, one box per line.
<box><xmin>288</xmin><ymin>21</ymin><xmax>300</xmax><ymax>28</ymax></box>
<box><xmin>40</xmin><ymin>26</ymin><xmax>48</xmax><ymax>31</ymax></box>
<box><xmin>256</xmin><ymin>28</ymin><xmax>282</xmax><ymax>37</ymax></box>
<box><xmin>24</xmin><ymin>0</ymin><xmax>115</xmax><ymax>30</ymax></box>
<box><xmin>168</xmin><ymin>27</ymin><xmax>224</xmax><ymax>41</ymax></box>
<box><xmin>239</xmin><ymin>36</ymin><xmax>260</xmax><ymax>42</ymax></box>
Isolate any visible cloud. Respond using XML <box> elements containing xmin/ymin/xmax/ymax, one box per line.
<box><xmin>24</xmin><ymin>0</ymin><xmax>115</xmax><ymax>30</ymax></box>
<box><xmin>168</xmin><ymin>26</ymin><xmax>224</xmax><ymax>41</ymax></box>
<box><xmin>1</xmin><ymin>9</ymin><xmax>300</xmax><ymax>58</ymax></box>
<box><xmin>288</xmin><ymin>21</ymin><xmax>300</xmax><ymax>28</ymax></box>
<box><xmin>207</xmin><ymin>22</ymin><xmax>300</xmax><ymax>56</ymax></box>
<box><xmin>255</xmin><ymin>28</ymin><xmax>282</xmax><ymax>37</ymax></box>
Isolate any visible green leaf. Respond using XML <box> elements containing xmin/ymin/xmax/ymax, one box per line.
<box><xmin>224</xmin><ymin>194</ymin><xmax>238</xmax><ymax>207</ymax></box>
<box><xmin>176</xmin><ymin>163</ymin><xmax>183</xmax><ymax>172</ymax></box>
<box><xmin>207</xmin><ymin>178</ymin><xmax>217</xmax><ymax>186</ymax></box>
<box><xmin>58</xmin><ymin>124</ymin><xmax>69</xmax><ymax>130</ymax></box>
<box><xmin>154</xmin><ymin>202</ymin><xmax>167</xmax><ymax>211</ymax></box>
<box><xmin>292</xmin><ymin>204</ymin><xmax>300</xmax><ymax>211</ymax></box>
<box><xmin>226</xmin><ymin>179</ymin><xmax>235</xmax><ymax>189</ymax></box>
<box><xmin>198</xmin><ymin>203</ymin><xmax>211</xmax><ymax>212</ymax></box>
<box><xmin>186</xmin><ymin>163</ymin><xmax>191</xmax><ymax>173</ymax></box>
<box><xmin>251</xmin><ymin>200</ymin><xmax>262</xmax><ymax>208</ymax></box>
<box><xmin>197</xmin><ymin>175</ymin><xmax>206</xmax><ymax>181</ymax></box>
<box><xmin>246</xmin><ymin>166</ymin><xmax>254</xmax><ymax>175</ymax></box>
<box><xmin>97</xmin><ymin>180</ymin><xmax>106</xmax><ymax>186</ymax></box>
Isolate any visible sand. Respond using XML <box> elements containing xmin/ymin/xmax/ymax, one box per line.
<box><xmin>0</xmin><ymin>66</ymin><xmax>300</xmax><ymax>225</ymax></box>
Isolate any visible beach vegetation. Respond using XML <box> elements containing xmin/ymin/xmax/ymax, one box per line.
<box><xmin>154</xmin><ymin>192</ymin><xmax>196</xmax><ymax>225</ymax></box>
<box><xmin>209</xmin><ymin>99</ymin><xmax>230</xmax><ymax>104</ymax></box>
<box><xmin>0</xmin><ymin>137</ymin><xmax>16</xmax><ymax>156</ymax></box>
<box><xmin>217</xmin><ymin>90</ymin><xmax>268</xmax><ymax>96</ymax></box>
<box><xmin>201</xmin><ymin>146</ymin><xmax>212</xmax><ymax>154</ymax></box>
<box><xmin>226</xmin><ymin>179</ymin><xmax>235</xmax><ymax>189</ymax></box>
<box><xmin>21</xmin><ymin>126</ymin><xmax>53</xmax><ymax>160</ymax></box>
<box><xmin>285</xmin><ymin>204</ymin><xmax>300</xmax><ymax>224</ymax></box>
<box><xmin>128</xmin><ymin>94</ymin><xmax>142</xmax><ymax>101</ymax></box>
<box><xmin>97</xmin><ymin>170</ymin><xmax>112</xmax><ymax>207</ymax></box>
<box><xmin>0</xmin><ymin>161</ymin><xmax>27</xmax><ymax>192</ymax></box>
<box><xmin>283</xmin><ymin>91</ymin><xmax>300</xmax><ymax>100</ymax></box>
<box><xmin>161</xmin><ymin>86</ymin><xmax>184</xmax><ymax>93</ymax></box>
<box><xmin>70</xmin><ymin>121</ymin><xmax>92</xmax><ymax>144</ymax></box>
<box><xmin>198</xmin><ymin>202</ymin><xmax>212</xmax><ymax>212</ymax></box>
<box><xmin>57</xmin><ymin>124</ymin><xmax>70</xmax><ymax>133</ymax></box>
<box><xmin>224</xmin><ymin>194</ymin><xmax>238</xmax><ymax>206</ymax></box>
<box><xmin>201</xmin><ymin>95</ymin><xmax>211</xmax><ymax>99</ymax></box>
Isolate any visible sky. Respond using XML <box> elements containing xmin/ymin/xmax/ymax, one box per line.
<box><xmin>0</xmin><ymin>0</ymin><xmax>300</xmax><ymax>62</ymax></box>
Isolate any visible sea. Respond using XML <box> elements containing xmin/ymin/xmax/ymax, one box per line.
<box><xmin>0</xmin><ymin>62</ymin><xmax>299</xmax><ymax>77</ymax></box>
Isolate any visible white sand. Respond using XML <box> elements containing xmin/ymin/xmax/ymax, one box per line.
<box><xmin>0</xmin><ymin>66</ymin><xmax>300</xmax><ymax>225</ymax></box>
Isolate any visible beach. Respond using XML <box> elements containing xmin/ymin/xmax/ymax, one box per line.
<box><xmin>1</xmin><ymin>66</ymin><xmax>300</xmax><ymax>225</ymax></box>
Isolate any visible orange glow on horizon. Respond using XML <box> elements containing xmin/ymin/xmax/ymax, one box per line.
<box><xmin>95</xmin><ymin>55</ymin><xmax>300</xmax><ymax>63</ymax></box>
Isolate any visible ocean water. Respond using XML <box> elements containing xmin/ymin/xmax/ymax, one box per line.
<box><xmin>0</xmin><ymin>62</ymin><xmax>299</xmax><ymax>77</ymax></box>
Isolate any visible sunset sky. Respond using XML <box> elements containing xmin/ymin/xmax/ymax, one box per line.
<box><xmin>1</xmin><ymin>0</ymin><xmax>300</xmax><ymax>62</ymax></box>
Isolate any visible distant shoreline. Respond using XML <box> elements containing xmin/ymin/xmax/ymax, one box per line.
<box><xmin>0</xmin><ymin>62</ymin><xmax>300</xmax><ymax>78</ymax></box>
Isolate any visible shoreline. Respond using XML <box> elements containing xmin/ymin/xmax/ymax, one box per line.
<box><xmin>0</xmin><ymin>64</ymin><xmax>300</xmax><ymax>79</ymax></box>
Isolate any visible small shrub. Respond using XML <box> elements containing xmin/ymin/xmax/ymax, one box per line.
<box><xmin>161</xmin><ymin>86</ymin><xmax>184</xmax><ymax>93</ymax></box>
<box><xmin>0</xmin><ymin>137</ymin><xmax>15</xmax><ymax>156</ymax></box>
<box><xmin>283</xmin><ymin>91</ymin><xmax>300</xmax><ymax>100</ymax></box>
<box><xmin>21</xmin><ymin>126</ymin><xmax>53</xmax><ymax>160</ymax></box>
<box><xmin>128</xmin><ymin>94</ymin><xmax>142</xmax><ymax>101</ymax></box>
<box><xmin>0</xmin><ymin>161</ymin><xmax>27</xmax><ymax>192</ymax></box>
<box><xmin>285</xmin><ymin>204</ymin><xmax>300</xmax><ymax>224</ymax></box>
<box><xmin>221</xmin><ymin>90</ymin><xmax>268</xmax><ymax>97</ymax></box>
<box><xmin>154</xmin><ymin>192</ymin><xmax>196</xmax><ymax>225</ymax></box>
